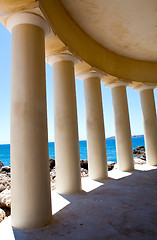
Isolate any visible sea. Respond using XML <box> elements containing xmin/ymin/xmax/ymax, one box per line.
<box><xmin>0</xmin><ymin>136</ymin><xmax>145</xmax><ymax>166</ymax></box>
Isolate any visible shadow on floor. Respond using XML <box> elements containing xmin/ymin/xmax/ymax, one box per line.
<box><xmin>4</xmin><ymin>167</ymin><xmax>157</xmax><ymax>240</ymax></box>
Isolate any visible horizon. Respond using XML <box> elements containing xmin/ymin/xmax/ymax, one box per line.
<box><xmin>0</xmin><ymin>134</ymin><xmax>145</xmax><ymax>145</ymax></box>
<box><xmin>0</xmin><ymin>22</ymin><xmax>157</xmax><ymax>144</ymax></box>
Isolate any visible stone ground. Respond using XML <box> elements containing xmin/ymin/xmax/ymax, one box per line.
<box><xmin>0</xmin><ymin>164</ymin><xmax>157</xmax><ymax>240</ymax></box>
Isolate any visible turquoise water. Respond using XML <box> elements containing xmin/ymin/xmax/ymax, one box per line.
<box><xmin>0</xmin><ymin>136</ymin><xmax>145</xmax><ymax>166</ymax></box>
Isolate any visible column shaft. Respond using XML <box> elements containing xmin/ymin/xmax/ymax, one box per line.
<box><xmin>111</xmin><ymin>86</ymin><xmax>134</xmax><ymax>171</ymax></box>
<box><xmin>53</xmin><ymin>60</ymin><xmax>81</xmax><ymax>194</ymax></box>
<box><xmin>140</xmin><ymin>89</ymin><xmax>157</xmax><ymax>165</ymax></box>
<box><xmin>11</xmin><ymin>24</ymin><xmax>51</xmax><ymax>229</ymax></box>
<box><xmin>84</xmin><ymin>77</ymin><xmax>108</xmax><ymax>179</ymax></box>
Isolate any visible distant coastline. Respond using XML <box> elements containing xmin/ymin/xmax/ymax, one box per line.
<box><xmin>107</xmin><ymin>135</ymin><xmax>144</xmax><ymax>140</ymax></box>
<box><xmin>0</xmin><ymin>135</ymin><xmax>144</xmax><ymax>145</ymax></box>
<box><xmin>0</xmin><ymin>135</ymin><xmax>145</xmax><ymax>166</ymax></box>
<box><xmin>132</xmin><ymin>134</ymin><xmax>144</xmax><ymax>138</ymax></box>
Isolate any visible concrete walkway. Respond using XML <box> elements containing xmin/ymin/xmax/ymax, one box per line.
<box><xmin>0</xmin><ymin>164</ymin><xmax>157</xmax><ymax>240</ymax></box>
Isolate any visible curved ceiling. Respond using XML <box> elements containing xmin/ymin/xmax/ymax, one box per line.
<box><xmin>61</xmin><ymin>0</ymin><xmax>157</xmax><ymax>62</ymax></box>
<box><xmin>1</xmin><ymin>0</ymin><xmax>156</xmax><ymax>83</ymax></box>
<box><xmin>39</xmin><ymin>0</ymin><xmax>157</xmax><ymax>83</ymax></box>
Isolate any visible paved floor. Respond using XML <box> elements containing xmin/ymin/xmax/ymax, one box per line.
<box><xmin>0</xmin><ymin>164</ymin><xmax>157</xmax><ymax>240</ymax></box>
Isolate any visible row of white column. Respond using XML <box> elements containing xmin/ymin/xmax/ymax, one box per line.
<box><xmin>7</xmin><ymin>12</ymin><xmax>157</xmax><ymax>229</ymax></box>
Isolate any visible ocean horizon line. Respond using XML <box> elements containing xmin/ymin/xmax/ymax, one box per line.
<box><xmin>0</xmin><ymin>134</ymin><xmax>144</xmax><ymax>145</ymax></box>
<box><xmin>0</xmin><ymin>135</ymin><xmax>145</xmax><ymax>166</ymax></box>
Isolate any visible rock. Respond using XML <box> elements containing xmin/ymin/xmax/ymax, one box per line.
<box><xmin>107</xmin><ymin>161</ymin><xmax>116</xmax><ymax>171</ymax></box>
<box><xmin>81</xmin><ymin>168</ymin><xmax>88</xmax><ymax>177</ymax></box>
<box><xmin>0</xmin><ymin>161</ymin><xmax>4</xmax><ymax>169</ymax></box>
<box><xmin>80</xmin><ymin>160</ymin><xmax>88</xmax><ymax>170</ymax></box>
<box><xmin>0</xmin><ymin>189</ymin><xmax>11</xmax><ymax>208</ymax></box>
<box><xmin>113</xmin><ymin>163</ymin><xmax>118</xmax><ymax>169</ymax></box>
<box><xmin>3</xmin><ymin>207</ymin><xmax>11</xmax><ymax>217</ymax></box>
<box><xmin>50</xmin><ymin>167</ymin><xmax>56</xmax><ymax>190</ymax></box>
<box><xmin>80</xmin><ymin>160</ymin><xmax>116</xmax><ymax>171</ymax></box>
<box><xmin>133</xmin><ymin>146</ymin><xmax>146</xmax><ymax>161</ymax></box>
<box><xmin>0</xmin><ymin>208</ymin><xmax>6</xmax><ymax>222</ymax></box>
<box><xmin>49</xmin><ymin>158</ymin><xmax>116</xmax><ymax>173</ymax></box>
<box><xmin>134</xmin><ymin>157</ymin><xmax>146</xmax><ymax>165</ymax></box>
<box><xmin>50</xmin><ymin>167</ymin><xmax>56</xmax><ymax>180</ymax></box>
<box><xmin>0</xmin><ymin>173</ymin><xmax>11</xmax><ymax>191</ymax></box>
<box><xmin>140</xmin><ymin>152</ymin><xmax>146</xmax><ymax>161</ymax></box>
<box><xmin>0</xmin><ymin>184</ymin><xmax>6</xmax><ymax>193</ymax></box>
<box><xmin>49</xmin><ymin>158</ymin><xmax>55</xmax><ymax>171</ymax></box>
<box><xmin>0</xmin><ymin>166</ymin><xmax>11</xmax><ymax>174</ymax></box>
<box><xmin>133</xmin><ymin>146</ymin><xmax>145</xmax><ymax>155</ymax></box>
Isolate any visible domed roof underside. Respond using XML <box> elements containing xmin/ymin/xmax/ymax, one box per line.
<box><xmin>1</xmin><ymin>0</ymin><xmax>157</xmax><ymax>83</ymax></box>
<box><xmin>61</xmin><ymin>0</ymin><xmax>157</xmax><ymax>62</ymax></box>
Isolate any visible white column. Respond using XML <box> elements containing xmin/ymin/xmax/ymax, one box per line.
<box><xmin>138</xmin><ymin>85</ymin><xmax>157</xmax><ymax>165</ymax></box>
<box><xmin>110</xmin><ymin>82</ymin><xmax>134</xmax><ymax>171</ymax></box>
<box><xmin>8</xmin><ymin>13</ymin><xmax>52</xmax><ymax>229</ymax></box>
<box><xmin>47</xmin><ymin>54</ymin><xmax>81</xmax><ymax>194</ymax></box>
<box><xmin>80</xmin><ymin>72</ymin><xmax>108</xmax><ymax>180</ymax></box>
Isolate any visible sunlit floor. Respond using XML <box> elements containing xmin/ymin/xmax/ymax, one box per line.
<box><xmin>1</xmin><ymin>164</ymin><xmax>157</xmax><ymax>240</ymax></box>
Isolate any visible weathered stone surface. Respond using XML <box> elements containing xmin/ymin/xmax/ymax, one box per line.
<box><xmin>0</xmin><ymin>189</ymin><xmax>11</xmax><ymax>208</ymax></box>
<box><xmin>0</xmin><ymin>208</ymin><xmax>6</xmax><ymax>222</ymax></box>
<box><xmin>2</xmin><ymin>207</ymin><xmax>11</xmax><ymax>217</ymax></box>
<box><xmin>0</xmin><ymin>166</ymin><xmax>11</xmax><ymax>173</ymax></box>
<box><xmin>113</xmin><ymin>158</ymin><xmax>146</xmax><ymax>169</ymax></box>
<box><xmin>81</xmin><ymin>168</ymin><xmax>88</xmax><ymax>177</ymax></box>
<box><xmin>0</xmin><ymin>171</ymin><xmax>11</xmax><ymax>222</ymax></box>
<box><xmin>134</xmin><ymin>157</ymin><xmax>146</xmax><ymax>165</ymax></box>
<box><xmin>50</xmin><ymin>167</ymin><xmax>56</xmax><ymax>180</ymax></box>
<box><xmin>0</xmin><ymin>161</ymin><xmax>4</xmax><ymax>169</ymax></box>
<box><xmin>50</xmin><ymin>167</ymin><xmax>56</xmax><ymax>190</ymax></box>
<box><xmin>0</xmin><ymin>173</ymin><xmax>11</xmax><ymax>191</ymax></box>
<box><xmin>80</xmin><ymin>160</ymin><xmax>116</xmax><ymax>171</ymax></box>
<box><xmin>140</xmin><ymin>152</ymin><xmax>146</xmax><ymax>161</ymax></box>
<box><xmin>80</xmin><ymin>160</ymin><xmax>88</xmax><ymax>170</ymax></box>
<box><xmin>0</xmin><ymin>184</ymin><xmax>6</xmax><ymax>193</ymax></box>
<box><xmin>133</xmin><ymin>146</ymin><xmax>145</xmax><ymax>155</ymax></box>
<box><xmin>133</xmin><ymin>146</ymin><xmax>146</xmax><ymax>161</ymax></box>
<box><xmin>107</xmin><ymin>161</ymin><xmax>116</xmax><ymax>171</ymax></box>
<box><xmin>49</xmin><ymin>158</ymin><xmax>55</xmax><ymax>171</ymax></box>
<box><xmin>113</xmin><ymin>163</ymin><xmax>118</xmax><ymax>169</ymax></box>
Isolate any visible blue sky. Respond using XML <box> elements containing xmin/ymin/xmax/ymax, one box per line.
<box><xmin>0</xmin><ymin>23</ymin><xmax>157</xmax><ymax>144</ymax></box>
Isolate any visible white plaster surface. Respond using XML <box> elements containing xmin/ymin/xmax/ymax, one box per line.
<box><xmin>61</xmin><ymin>0</ymin><xmax>157</xmax><ymax>61</ymax></box>
<box><xmin>0</xmin><ymin>164</ymin><xmax>157</xmax><ymax>240</ymax></box>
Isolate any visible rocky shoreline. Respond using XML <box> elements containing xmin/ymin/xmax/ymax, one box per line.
<box><xmin>0</xmin><ymin>165</ymin><xmax>11</xmax><ymax>223</ymax></box>
<box><xmin>0</xmin><ymin>146</ymin><xmax>146</xmax><ymax>223</ymax></box>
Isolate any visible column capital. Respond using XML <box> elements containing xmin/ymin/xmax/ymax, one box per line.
<box><xmin>46</xmin><ymin>53</ymin><xmax>78</xmax><ymax>66</ymax></box>
<box><xmin>105</xmin><ymin>81</ymin><xmax>128</xmax><ymax>89</ymax></box>
<box><xmin>134</xmin><ymin>84</ymin><xmax>156</xmax><ymax>92</ymax></box>
<box><xmin>77</xmin><ymin>71</ymin><xmax>104</xmax><ymax>81</ymax></box>
<box><xmin>6</xmin><ymin>12</ymin><xmax>51</xmax><ymax>36</ymax></box>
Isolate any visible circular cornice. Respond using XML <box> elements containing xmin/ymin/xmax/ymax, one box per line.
<box><xmin>39</xmin><ymin>0</ymin><xmax>157</xmax><ymax>83</ymax></box>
